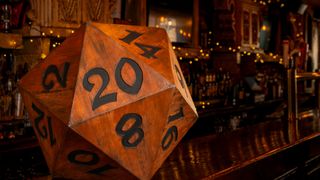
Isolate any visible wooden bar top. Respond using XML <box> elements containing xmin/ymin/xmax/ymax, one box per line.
<box><xmin>153</xmin><ymin>109</ymin><xmax>320</xmax><ymax>179</ymax></box>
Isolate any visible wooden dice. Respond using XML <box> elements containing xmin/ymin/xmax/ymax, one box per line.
<box><xmin>19</xmin><ymin>22</ymin><xmax>198</xmax><ymax>179</ymax></box>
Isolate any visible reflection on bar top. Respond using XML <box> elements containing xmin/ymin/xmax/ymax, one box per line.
<box><xmin>153</xmin><ymin>109</ymin><xmax>320</xmax><ymax>179</ymax></box>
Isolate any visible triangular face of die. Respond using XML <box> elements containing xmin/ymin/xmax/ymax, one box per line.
<box><xmin>90</xmin><ymin>22</ymin><xmax>175</xmax><ymax>86</ymax></box>
<box><xmin>71</xmin><ymin>88</ymin><xmax>175</xmax><ymax>180</ymax></box>
<box><xmin>69</xmin><ymin>24</ymin><xmax>174</xmax><ymax>126</ymax></box>
<box><xmin>19</xmin><ymin>25</ymin><xmax>86</xmax><ymax>125</ymax></box>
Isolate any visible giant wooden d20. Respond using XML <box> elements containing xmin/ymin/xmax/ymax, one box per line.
<box><xmin>19</xmin><ymin>22</ymin><xmax>198</xmax><ymax>179</ymax></box>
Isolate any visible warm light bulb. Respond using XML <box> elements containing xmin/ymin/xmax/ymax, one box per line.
<box><xmin>262</xmin><ymin>25</ymin><xmax>267</xmax><ymax>31</ymax></box>
<box><xmin>41</xmin><ymin>53</ymin><xmax>47</xmax><ymax>59</ymax></box>
<box><xmin>9</xmin><ymin>40</ymin><xmax>16</xmax><ymax>46</ymax></box>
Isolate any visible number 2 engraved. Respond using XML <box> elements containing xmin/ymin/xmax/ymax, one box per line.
<box><xmin>83</xmin><ymin>58</ymin><xmax>143</xmax><ymax>111</ymax></box>
<box><xmin>120</xmin><ymin>30</ymin><xmax>161</xmax><ymax>59</ymax></box>
<box><xmin>42</xmin><ymin>62</ymin><xmax>70</xmax><ymax>91</ymax></box>
<box><xmin>68</xmin><ymin>150</ymin><xmax>115</xmax><ymax>175</ymax></box>
<box><xmin>83</xmin><ymin>67</ymin><xmax>117</xmax><ymax>111</ymax></box>
<box><xmin>116</xmin><ymin>113</ymin><xmax>144</xmax><ymax>148</ymax></box>
<box><xmin>32</xmin><ymin>103</ymin><xmax>56</xmax><ymax>146</ymax></box>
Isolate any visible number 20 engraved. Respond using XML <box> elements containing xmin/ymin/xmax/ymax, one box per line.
<box><xmin>83</xmin><ymin>57</ymin><xmax>143</xmax><ymax>111</ymax></box>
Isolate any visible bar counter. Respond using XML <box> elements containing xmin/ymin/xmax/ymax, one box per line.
<box><xmin>1</xmin><ymin>107</ymin><xmax>320</xmax><ymax>179</ymax></box>
<box><xmin>153</xmin><ymin>109</ymin><xmax>320</xmax><ymax>179</ymax></box>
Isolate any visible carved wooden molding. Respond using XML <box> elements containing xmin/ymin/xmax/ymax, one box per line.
<box><xmin>28</xmin><ymin>0</ymin><xmax>117</xmax><ymax>29</ymax></box>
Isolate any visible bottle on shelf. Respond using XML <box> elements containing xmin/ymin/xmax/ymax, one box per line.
<box><xmin>238</xmin><ymin>80</ymin><xmax>246</xmax><ymax>105</ymax></box>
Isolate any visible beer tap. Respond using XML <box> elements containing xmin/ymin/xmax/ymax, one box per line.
<box><xmin>287</xmin><ymin>48</ymin><xmax>301</xmax><ymax>121</ymax></box>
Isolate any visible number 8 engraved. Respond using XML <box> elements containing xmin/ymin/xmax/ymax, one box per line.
<box><xmin>116</xmin><ymin>113</ymin><xmax>144</xmax><ymax>148</ymax></box>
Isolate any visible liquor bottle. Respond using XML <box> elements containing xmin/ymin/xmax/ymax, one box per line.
<box><xmin>272</xmin><ymin>76</ymin><xmax>279</xmax><ymax>99</ymax></box>
<box><xmin>0</xmin><ymin>4</ymin><xmax>12</xmax><ymax>33</ymax></box>
<box><xmin>218</xmin><ymin>73</ymin><xmax>226</xmax><ymax>98</ymax></box>
<box><xmin>212</xmin><ymin>72</ymin><xmax>218</xmax><ymax>98</ymax></box>
<box><xmin>238</xmin><ymin>80</ymin><xmax>245</xmax><ymax>104</ymax></box>
<box><xmin>232</xmin><ymin>84</ymin><xmax>238</xmax><ymax>106</ymax></box>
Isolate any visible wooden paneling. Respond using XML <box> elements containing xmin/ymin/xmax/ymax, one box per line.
<box><xmin>29</xmin><ymin>0</ymin><xmax>118</xmax><ymax>29</ymax></box>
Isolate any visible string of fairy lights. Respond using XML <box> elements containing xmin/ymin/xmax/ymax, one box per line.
<box><xmin>172</xmin><ymin>0</ymin><xmax>290</xmax><ymax>65</ymax></box>
<box><xmin>26</xmin><ymin>23</ymin><xmax>76</xmax><ymax>59</ymax></box>
<box><xmin>173</xmin><ymin>30</ymin><xmax>284</xmax><ymax>65</ymax></box>
<box><xmin>252</xmin><ymin>0</ymin><xmax>286</xmax><ymax>7</ymax></box>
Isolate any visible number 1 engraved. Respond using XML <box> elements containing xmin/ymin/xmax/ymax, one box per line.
<box><xmin>168</xmin><ymin>107</ymin><xmax>184</xmax><ymax>123</ymax></box>
<box><xmin>119</xmin><ymin>30</ymin><xmax>142</xmax><ymax>44</ymax></box>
